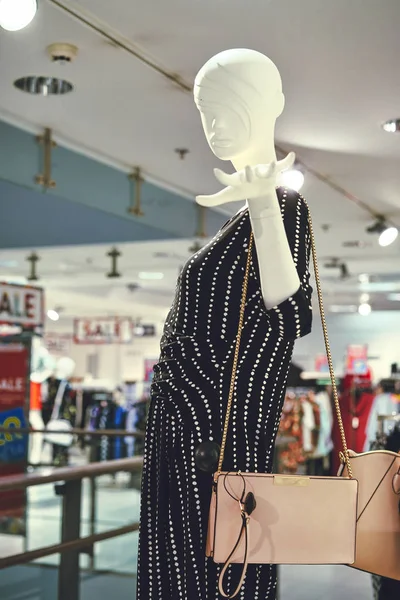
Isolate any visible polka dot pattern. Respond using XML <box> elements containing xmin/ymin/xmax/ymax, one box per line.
<box><xmin>136</xmin><ymin>188</ymin><xmax>312</xmax><ymax>599</ymax></box>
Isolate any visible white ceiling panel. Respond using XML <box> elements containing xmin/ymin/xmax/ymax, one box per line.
<box><xmin>1</xmin><ymin>0</ymin><xmax>400</xmax><ymax>320</ymax></box>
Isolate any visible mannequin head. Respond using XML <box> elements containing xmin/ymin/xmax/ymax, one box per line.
<box><xmin>194</xmin><ymin>49</ymin><xmax>284</xmax><ymax>169</ymax></box>
<box><xmin>56</xmin><ymin>356</ymin><xmax>76</xmax><ymax>380</ymax></box>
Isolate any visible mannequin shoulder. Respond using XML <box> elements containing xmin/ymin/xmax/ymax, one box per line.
<box><xmin>277</xmin><ymin>187</ymin><xmax>309</xmax><ymax>216</ymax></box>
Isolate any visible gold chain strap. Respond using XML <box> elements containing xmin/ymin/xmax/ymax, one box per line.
<box><xmin>216</xmin><ymin>203</ymin><xmax>353</xmax><ymax>479</ymax></box>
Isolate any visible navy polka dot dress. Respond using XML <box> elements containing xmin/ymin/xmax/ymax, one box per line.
<box><xmin>136</xmin><ymin>188</ymin><xmax>312</xmax><ymax>599</ymax></box>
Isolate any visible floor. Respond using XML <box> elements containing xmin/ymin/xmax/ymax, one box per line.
<box><xmin>0</xmin><ymin>563</ymin><xmax>374</xmax><ymax>599</ymax></box>
<box><xmin>0</xmin><ymin>467</ymin><xmax>374</xmax><ymax>599</ymax></box>
<box><xmin>26</xmin><ymin>471</ymin><xmax>140</xmax><ymax>573</ymax></box>
<box><xmin>280</xmin><ymin>565</ymin><xmax>372</xmax><ymax>599</ymax></box>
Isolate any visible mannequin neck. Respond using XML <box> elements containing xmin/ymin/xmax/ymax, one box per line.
<box><xmin>231</xmin><ymin>129</ymin><xmax>277</xmax><ymax>173</ymax></box>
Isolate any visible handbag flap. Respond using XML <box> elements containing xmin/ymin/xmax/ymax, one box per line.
<box><xmin>342</xmin><ymin>451</ymin><xmax>400</xmax><ymax>519</ymax></box>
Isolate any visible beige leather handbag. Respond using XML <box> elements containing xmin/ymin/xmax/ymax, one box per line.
<box><xmin>339</xmin><ymin>448</ymin><xmax>400</xmax><ymax>581</ymax></box>
<box><xmin>206</xmin><ymin>208</ymin><xmax>359</xmax><ymax>599</ymax></box>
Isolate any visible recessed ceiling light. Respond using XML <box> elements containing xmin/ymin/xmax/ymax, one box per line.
<box><xmin>14</xmin><ymin>76</ymin><xmax>74</xmax><ymax>96</ymax></box>
<box><xmin>382</xmin><ymin>119</ymin><xmax>400</xmax><ymax>133</ymax></box>
<box><xmin>360</xmin><ymin>293</ymin><xmax>370</xmax><ymax>303</ymax></box>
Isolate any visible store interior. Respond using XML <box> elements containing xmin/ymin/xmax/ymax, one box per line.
<box><xmin>0</xmin><ymin>1</ymin><xmax>400</xmax><ymax>599</ymax></box>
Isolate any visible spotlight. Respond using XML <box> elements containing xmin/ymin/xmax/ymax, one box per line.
<box><xmin>358</xmin><ymin>303</ymin><xmax>371</xmax><ymax>316</ymax></box>
<box><xmin>0</xmin><ymin>0</ymin><xmax>37</xmax><ymax>31</ymax></box>
<box><xmin>366</xmin><ymin>218</ymin><xmax>398</xmax><ymax>247</ymax></box>
<box><xmin>379</xmin><ymin>227</ymin><xmax>398</xmax><ymax>247</ymax></box>
<box><xmin>47</xmin><ymin>310</ymin><xmax>59</xmax><ymax>322</ymax></box>
<box><xmin>382</xmin><ymin>119</ymin><xmax>400</xmax><ymax>133</ymax></box>
<box><xmin>280</xmin><ymin>168</ymin><xmax>305</xmax><ymax>192</ymax></box>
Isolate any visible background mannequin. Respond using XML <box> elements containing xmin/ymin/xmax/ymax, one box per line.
<box><xmin>137</xmin><ymin>49</ymin><xmax>312</xmax><ymax>600</ymax></box>
<box><xmin>44</xmin><ymin>356</ymin><xmax>76</xmax><ymax>466</ymax></box>
<box><xmin>29</xmin><ymin>341</ymin><xmax>57</xmax><ymax>465</ymax></box>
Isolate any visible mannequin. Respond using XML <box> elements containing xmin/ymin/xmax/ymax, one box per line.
<box><xmin>137</xmin><ymin>49</ymin><xmax>312</xmax><ymax>600</ymax></box>
<box><xmin>44</xmin><ymin>356</ymin><xmax>76</xmax><ymax>465</ymax></box>
<box><xmin>29</xmin><ymin>341</ymin><xmax>57</xmax><ymax>465</ymax></box>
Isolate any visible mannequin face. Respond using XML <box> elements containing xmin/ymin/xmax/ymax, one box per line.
<box><xmin>194</xmin><ymin>49</ymin><xmax>284</xmax><ymax>165</ymax></box>
<box><xmin>196</xmin><ymin>97</ymin><xmax>250</xmax><ymax>161</ymax></box>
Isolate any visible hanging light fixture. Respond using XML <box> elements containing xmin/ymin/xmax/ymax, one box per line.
<box><xmin>378</xmin><ymin>226</ymin><xmax>398</xmax><ymax>247</ymax></box>
<box><xmin>280</xmin><ymin>167</ymin><xmax>305</xmax><ymax>192</ymax></box>
<box><xmin>358</xmin><ymin>303</ymin><xmax>372</xmax><ymax>316</ymax></box>
<box><xmin>366</xmin><ymin>217</ymin><xmax>398</xmax><ymax>247</ymax></box>
<box><xmin>47</xmin><ymin>309</ymin><xmax>59</xmax><ymax>322</ymax></box>
<box><xmin>0</xmin><ymin>0</ymin><xmax>37</xmax><ymax>31</ymax></box>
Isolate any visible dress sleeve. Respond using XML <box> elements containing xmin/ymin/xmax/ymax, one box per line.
<box><xmin>264</xmin><ymin>190</ymin><xmax>313</xmax><ymax>341</ymax></box>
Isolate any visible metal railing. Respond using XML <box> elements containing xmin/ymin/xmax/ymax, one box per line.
<box><xmin>0</xmin><ymin>426</ymin><xmax>145</xmax><ymax>438</ymax></box>
<box><xmin>0</xmin><ymin>456</ymin><xmax>143</xmax><ymax>600</ymax></box>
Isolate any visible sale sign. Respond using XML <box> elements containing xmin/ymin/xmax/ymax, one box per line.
<box><xmin>0</xmin><ymin>342</ymin><xmax>29</xmax><ymax>534</ymax></box>
<box><xmin>315</xmin><ymin>354</ymin><xmax>329</xmax><ymax>373</ymax></box>
<box><xmin>74</xmin><ymin>317</ymin><xmax>133</xmax><ymax>344</ymax></box>
<box><xmin>0</xmin><ymin>282</ymin><xmax>44</xmax><ymax>328</ymax></box>
<box><xmin>0</xmin><ymin>407</ymin><xmax>27</xmax><ymax>463</ymax></box>
<box><xmin>346</xmin><ymin>344</ymin><xmax>369</xmax><ymax>375</ymax></box>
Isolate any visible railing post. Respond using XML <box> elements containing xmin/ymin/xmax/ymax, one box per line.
<box><xmin>89</xmin><ymin>476</ymin><xmax>97</xmax><ymax>570</ymax></box>
<box><xmin>57</xmin><ymin>480</ymin><xmax>82</xmax><ymax>600</ymax></box>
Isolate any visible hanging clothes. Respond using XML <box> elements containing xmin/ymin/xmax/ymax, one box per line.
<box><xmin>331</xmin><ymin>372</ymin><xmax>372</xmax><ymax>473</ymax></box>
<box><xmin>364</xmin><ymin>393</ymin><xmax>400</xmax><ymax>451</ymax></box>
<box><xmin>306</xmin><ymin>390</ymin><xmax>333</xmax><ymax>476</ymax></box>
<box><xmin>114</xmin><ymin>404</ymin><xmax>127</xmax><ymax>459</ymax></box>
<box><xmin>313</xmin><ymin>391</ymin><xmax>333</xmax><ymax>457</ymax></box>
<box><xmin>87</xmin><ymin>400</ymin><xmax>118</xmax><ymax>462</ymax></box>
<box><xmin>301</xmin><ymin>397</ymin><xmax>316</xmax><ymax>453</ymax></box>
<box><xmin>277</xmin><ymin>390</ymin><xmax>306</xmax><ymax>473</ymax></box>
<box><xmin>41</xmin><ymin>377</ymin><xmax>63</xmax><ymax>425</ymax></box>
<box><xmin>352</xmin><ymin>389</ymin><xmax>376</xmax><ymax>453</ymax></box>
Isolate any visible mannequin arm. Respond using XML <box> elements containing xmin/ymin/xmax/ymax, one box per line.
<box><xmin>249</xmin><ymin>188</ymin><xmax>312</xmax><ymax>340</ymax></box>
<box><xmin>248</xmin><ymin>190</ymin><xmax>300</xmax><ymax>308</ymax></box>
<box><xmin>196</xmin><ymin>159</ymin><xmax>312</xmax><ymax>339</ymax></box>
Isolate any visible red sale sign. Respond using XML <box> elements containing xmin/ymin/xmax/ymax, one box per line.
<box><xmin>0</xmin><ymin>342</ymin><xmax>29</xmax><ymax>534</ymax></box>
<box><xmin>315</xmin><ymin>354</ymin><xmax>329</xmax><ymax>373</ymax></box>
<box><xmin>345</xmin><ymin>344</ymin><xmax>368</xmax><ymax>375</ymax></box>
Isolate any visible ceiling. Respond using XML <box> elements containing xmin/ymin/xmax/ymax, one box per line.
<box><xmin>1</xmin><ymin>0</ymin><xmax>400</xmax><ymax>323</ymax></box>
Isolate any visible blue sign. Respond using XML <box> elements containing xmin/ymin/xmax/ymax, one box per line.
<box><xmin>0</xmin><ymin>407</ymin><xmax>28</xmax><ymax>463</ymax></box>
